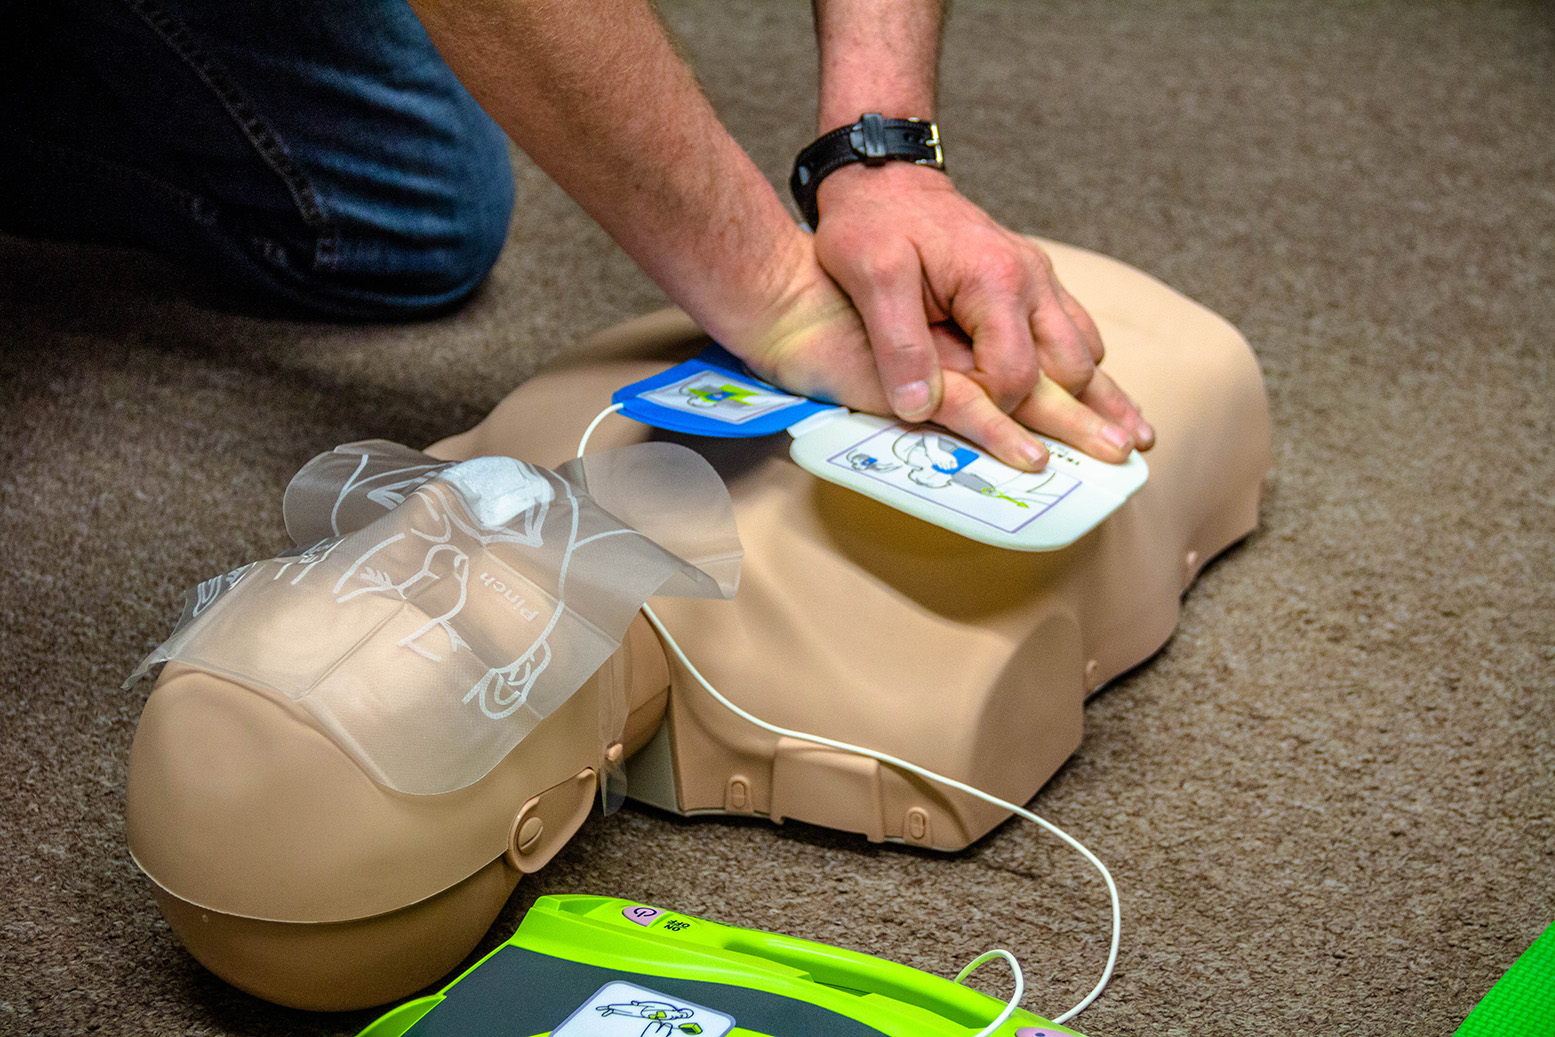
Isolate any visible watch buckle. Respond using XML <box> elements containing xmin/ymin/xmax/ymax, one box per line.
<box><xmin>925</xmin><ymin>133</ymin><xmax>944</xmax><ymax>168</ymax></box>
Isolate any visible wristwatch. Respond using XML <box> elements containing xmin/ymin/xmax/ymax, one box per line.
<box><xmin>789</xmin><ymin>113</ymin><xmax>945</xmax><ymax>229</ymax></box>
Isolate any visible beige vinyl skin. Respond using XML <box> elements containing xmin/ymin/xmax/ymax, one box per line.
<box><xmin>124</xmin><ymin>239</ymin><xmax>1271</xmax><ymax>1010</ymax></box>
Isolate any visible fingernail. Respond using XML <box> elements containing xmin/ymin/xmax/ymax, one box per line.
<box><xmin>1101</xmin><ymin>424</ymin><xmax>1132</xmax><ymax>452</ymax></box>
<box><xmin>892</xmin><ymin>380</ymin><xmax>931</xmax><ymax>418</ymax></box>
<box><xmin>1020</xmin><ymin>438</ymin><xmax>1048</xmax><ymax>469</ymax></box>
<box><xmin>1138</xmin><ymin>420</ymin><xmax>1156</xmax><ymax>445</ymax></box>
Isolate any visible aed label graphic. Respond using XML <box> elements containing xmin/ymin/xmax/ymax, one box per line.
<box><xmin>552</xmin><ymin>980</ymin><xmax>736</xmax><ymax>1037</ymax></box>
<box><xmin>641</xmin><ymin>372</ymin><xmax>809</xmax><ymax>426</ymax></box>
<box><xmin>827</xmin><ymin>425</ymin><xmax>1080</xmax><ymax>534</ymax></box>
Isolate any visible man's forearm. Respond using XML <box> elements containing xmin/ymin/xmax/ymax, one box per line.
<box><xmin>409</xmin><ymin>0</ymin><xmax>807</xmax><ymax>346</ymax></box>
<box><xmin>810</xmin><ymin>0</ymin><xmax>953</xmax><ymax>242</ymax></box>
<box><xmin>812</xmin><ymin>0</ymin><xmax>947</xmax><ymax>132</ymax></box>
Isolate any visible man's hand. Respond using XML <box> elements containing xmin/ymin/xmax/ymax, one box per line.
<box><xmin>811</xmin><ymin>160</ymin><xmax>1154</xmax><ymax>467</ymax></box>
<box><xmin>724</xmin><ymin>225</ymin><xmax>1146</xmax><ymax>473</ymax></box>
<box><xmin>804</xmin><ymin>0</ymin><xmax>1154</xmax><ymax>469</ymax></box>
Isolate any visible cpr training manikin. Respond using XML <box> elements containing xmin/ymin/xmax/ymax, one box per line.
<box><xmin>122</xmin><ymin>238</ymin><xmax>1272</xmax><ymax>1013</ymax></box>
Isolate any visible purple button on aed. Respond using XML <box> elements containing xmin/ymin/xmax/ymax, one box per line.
<box><xmin>622</xmin><ymin>905</ymin><xmax>664</xmax><ymax>927</ymax></box>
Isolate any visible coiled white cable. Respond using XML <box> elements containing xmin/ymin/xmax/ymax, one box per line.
<box><xmin>578</xmin><ymin>404</ymin><xmax>1120</xmax><ymax>1028</ymax></box>
<box><xmin>957</xmin><ymin>950</ymin><xmax>1024</xmax><ymax>1036</ymax></box>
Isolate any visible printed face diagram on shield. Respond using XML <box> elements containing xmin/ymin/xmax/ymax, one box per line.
<box><xmin>127</xmin><ymin>440</ymin><xmax>741</xmax><ymax>796</ymax></box>
<box><xmin>198</xmin><ymin>451</ymin><xmax>561</xmax><ymax>720</ymax></box>
<box><xmin>329</xmin><ymin>459</ymin><xmax>556</xmax><ymax>720</ymax></box>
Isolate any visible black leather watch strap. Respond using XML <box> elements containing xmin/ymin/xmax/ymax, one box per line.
<box><xmin>789</xmin><ymin>113</ymin><xmax>944</xmax><ymax>228</ymax></box>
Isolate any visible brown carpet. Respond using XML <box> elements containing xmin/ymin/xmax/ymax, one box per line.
<box><xmin>2</xmin><ymin>2</ymin><xmax>1551</xmax><ymax>1034</ymax></box>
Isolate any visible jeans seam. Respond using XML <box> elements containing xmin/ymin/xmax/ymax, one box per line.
<box><xmin>13</xmin><ymin>133</ymin><xmax>205</xmax><ymax>216</ymax></box>
<box><xmin>118</xmin><ymin>0</ymin><xmax>342</xmax><ymax>270</ymax></box>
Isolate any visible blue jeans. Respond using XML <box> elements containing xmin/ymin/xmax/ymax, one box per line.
<box><xmin>0</xmin><ymin>0</ymin><xmax>515</xmax><ymax>319</ymax></box>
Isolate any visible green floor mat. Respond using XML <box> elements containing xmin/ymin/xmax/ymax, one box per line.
<box><xmin>1454</xmin><ymin>921</ymin><xmax>1555</xmax><ymax>1036</ymax></box>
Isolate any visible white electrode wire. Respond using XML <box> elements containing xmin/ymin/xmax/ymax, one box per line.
<box><xmin>956</xmin><ymin>950</ymin><xmax>1024</xmax><ymax>1037</ymax></box>
<box><xmin>576</xmin><ymin>402</ymin><xmax>624</xmax><ymax>458</ymax></box>
<box><xmin>643</xmin><ymin>604</ymin><xmax>1119</xmax><ymax>1026</ymax></box>
<box><xmin>578</xmin><ymin>403</ymin><xmax>1120</xmax><ymax>1026</ymax></box>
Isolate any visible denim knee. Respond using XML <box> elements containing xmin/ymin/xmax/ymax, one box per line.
<box><xmin>427</xmin><ymin>134</ymin><xmax>517</xmax><ymax>307</ymax></box>
<box><xmin>0</xmin><ymin>0</ymin><xmax>519</xmax><ymax>323</ymax></box>
<box><xmin>304</xmin><ymin>118</ymin><xmax>518</xmax><ymax>321</ymax></box>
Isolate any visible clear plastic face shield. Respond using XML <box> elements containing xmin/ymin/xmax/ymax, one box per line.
<box><xmin>127</xmin><ymin>440</ymin><xmax>741</xmax><ymax>797</ymax></box>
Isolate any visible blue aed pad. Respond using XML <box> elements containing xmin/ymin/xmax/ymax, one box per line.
<box><xmin>613</xmin><ymin>347</ymin><xmax>1147</xmax><ymax>552</ymax></box>
<box><xmin>612</xmin><ymin>345</ymin><xmax>839</xmax><ymax>438</ymax></box>
<box><xmin>357</xmin><ymin>895</ymin><xmax>1085</xmax><ymax>1037</ymax></box>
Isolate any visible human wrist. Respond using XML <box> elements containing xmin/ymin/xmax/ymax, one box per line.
<box><xmin>792</xmin><ymin>114</ymin><xmax>946</xmax><ymax>227</ymax></box>
<box><xmin>678</xmin><ymin>210</ymin><xmax>818</xmax><ymax>357</ymax></box>
<box><xmin>816</xmin><ymin>154</ymin><xmax>951</xmax><ymax>196</ymax></box>
<box><xmin>811</xmin><ymin>153</ymin><xmax>952</xmax><ymax>222</ymax></box>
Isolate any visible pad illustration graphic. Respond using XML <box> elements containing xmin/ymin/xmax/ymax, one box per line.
<box><xmin>552</xmin><ymin>981</ymin><xmax>736</xmax><ymax>1037</ymax></box>
<box><xmin>833</xmin><ymin>427</ymin><xmax>1078</xmax><ymax>533</ymax></box>
<box><xmin>641</xmin><ymin>371</ymin><xmax>809</xmax><ymax>425</ymax></box>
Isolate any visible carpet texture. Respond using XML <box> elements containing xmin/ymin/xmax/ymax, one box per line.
<box><xmin>2</xmin><ymin>2</ymin><xmax>1551</xmax><ymax>1035</ymax></box>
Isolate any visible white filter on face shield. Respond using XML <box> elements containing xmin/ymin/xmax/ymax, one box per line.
<box><xmin>126</xmin><ymin>441</ymin><xmax>740</xmax><ymax>796</ymax></box>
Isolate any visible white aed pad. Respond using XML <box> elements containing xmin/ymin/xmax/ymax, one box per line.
<box><xmin>787</xmin><ymin>411</ymin><xmax>1148</xmax><ymax>552</ymax></box>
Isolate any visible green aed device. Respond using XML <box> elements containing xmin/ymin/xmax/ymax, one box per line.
<box><xmin>357</xmin><ymin>895</ymin><xmax>1083</xmax><ymax>1037</ymax></box>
